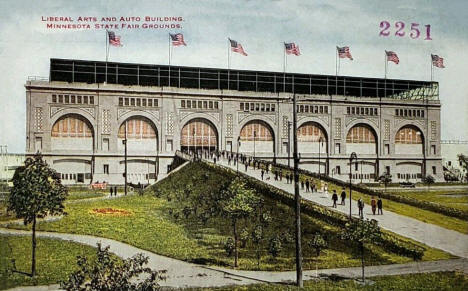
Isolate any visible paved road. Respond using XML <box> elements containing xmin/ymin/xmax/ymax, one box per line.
<box><xmin>211</xmin><ymin>157</ymin><xmax>468</xmax><ymax>258</ymax></box>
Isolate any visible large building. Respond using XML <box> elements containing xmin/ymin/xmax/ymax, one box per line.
<box><xmin>25</xmin><ymin>59</ymin><xmax>443</xmax><ymax>185</ymax></box>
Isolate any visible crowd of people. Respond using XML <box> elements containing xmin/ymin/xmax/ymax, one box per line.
<box><xmin>186</xmin><ymin>149</ymin><xmax>385</xmax><ymax>219</ymax></box>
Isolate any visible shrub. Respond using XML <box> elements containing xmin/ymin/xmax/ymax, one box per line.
<box><xmin>268</xmin><ymin>236</ymin><xmax>282</xmax><ymax>258</ymax></box>
<box><xmin>224</xmin><ymin>238</ymin><xmax>235</xmax><ymax>257</ymax></box>
<box><xmin>239</xmin><ymin>228</ymin><xmax>249</xmax><ymax>248</ymax></box>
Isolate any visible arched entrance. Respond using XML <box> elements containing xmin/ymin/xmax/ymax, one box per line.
<box><xmin>297</xmin><ymin>122</ymin><xmax>328</xmax><ymax>174</ymax></box>
<box><xmin>118</xmin><ymin>116</ymin><xmax>158</xmax><ymax>184</ymax></box>
<box><xmin>395</xmin><ymin>125</ymin><xmax>424</xmax><ymax>155</ymax></box>
<box><xmin>239</xmin><ymin>120</ymin><xmax>274</xmax><ymax>156</ymax></box>
<box><xmin>180</xmin><ymin>118</ymin><xmax>218</xmax><ymax>154</ymax></box>
<box><xmin>346</xmin><ymin>124</ymin><xmax>377</xmax><ymax>155</ymax></box>
<box><xmin>51</xmin><ymin>114</ymin><xmax>94</xmax><ymax>151</ymax></box>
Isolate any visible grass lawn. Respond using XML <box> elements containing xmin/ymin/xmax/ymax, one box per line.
<box><xmin>6</xmin><ymin>163</ymin><xmax>452</xmax><ymax>271</ymax></box>
<box><xmin>324</xmin><ymin>183</ymin><xmax>468</xmax><ymax>234</ymax></box>
<box><xmin>194</xmin><ymin>271</ymin><xmax>468</xmax><ymax>291</ymax></box>
<box><xmin>273</xmin><ymin>168</ymin><xmax>468</xmax><ymax>234</ymax></box>
<box><xmin>385</xmin><ymin>189</ymin><xmax>468</xmax><ymax>211</ymax></box>
<box><xmin>0</xmin><ymin>234</ymin><xmax>105</xmax><ymax>290</ymax></box>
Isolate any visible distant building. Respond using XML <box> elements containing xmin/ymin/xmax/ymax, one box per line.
<box><xmin>441</xmin><ymin>140</ymin><xmax>468</xmax><ymax>182</ymax></box>
<box><xmin>25</xmin><ymin>59</ymin><xmax>443</xmax><ymax>185</ymax></box>
<box><xmin>0</xmin><ymin>146</ymin><xmax>25</xmax><ymax>186</ymax></box>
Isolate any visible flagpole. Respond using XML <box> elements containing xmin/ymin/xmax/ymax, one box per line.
<box><xmin>227</xmin><ymin>38</ymin><xmax>230</xmax><ymax>90</ymax></box>
<box><xmin>105</xmin><ymin>30</ymin><xmax>109</xmax><ymax>83</ymax></box>
<box><xmin>384</xmin><ymin>51</ymin><xmax>388</xmax><ymax>79</ymax></box>
<box><xmin>168</xmin><ymin>34</ymin><xmax>171</xmax><ymax>86</ymax></box>
<box><xmin>335</xmin><ymin>47</ymin><xmax>338</xmax><ymax>95</ymax></box>
<box><xmin>284</xmin><ymin>43</ymin><xmax>287</xmax><ymax>92</ymax></box>
<box><xmin>430</xmin><ymin>55</ymin><xmax>434</xmax><ymax>82</ymax></box>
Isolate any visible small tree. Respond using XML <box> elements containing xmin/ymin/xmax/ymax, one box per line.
<box><xmin>268</xmin><ymin>235</ymin><xmax>282</xmax><ymax>258</ymax></box>
<box><xmin>8</xmin><ymin>154</ymin><xmax>67</xmax><ymax>276</ymax></box>
<box><xmin>423</xmin><ymin>175</ymin><xmax>435</xmax><ymax>189</ymax></box>
<box><xmin>251</xmin><ymin>225</ymin><xmax>263</xmax><ymax>270</ymax></box>
<box><xmin>341</xmin><ymin>219</ymin><xmax>381</xmax><ymax>283</ymax></box>
<box><xmin>60</xmin><ymin>243</ymin><xmax>166</xmax><ymax>290</ymax></box>
<box><xmin>378</xmin><ymin>173</ymin><xmax>392</xmax><ymax>192</ymax></box>
<box><xmin>239</xmin><ymin>228</ymin><xmax>249</xmax><ymax>248</ymax></box>
<box><xmin>309</xmin><ymin>233</ymin><xmax>327</xmax><ymax>277</ymax></box>
<box><xmin>222</xmin><ymin>178</ymin><xmax>259</xmax><ymax>267</ymax></box>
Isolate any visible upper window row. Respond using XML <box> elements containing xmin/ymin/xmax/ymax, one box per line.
<box><xmin>347</xmin><ymin>106</ymin><xmax>378</xmax><ymax>116</ymax></box>
<box><xmin>395</xmin><ymin>108</ymin><xmax>425</xmax><ymax>118</ymax></box>
<box><xmin>297</xmin><ymin>105</ymin><xmax>329</xmax><ymax>114</ymax></box>
<box><xmin>52</xmin><ymin>94</ymin><xmax>94</xmax><ymax>105</ymax></box>
<box><xmin>240</xmin><ymin>102</ymin><xmax>276</xmax><ymax>112</ymax></box>
<box><xmin>181</xmin><ymin>99</ymin><xmax>219</xmax><ymax>110</ymax></box>
<box><xmin>119</xmin><ymin>97</ymin><xmax>159</xmax><ymax>107</ymax></box>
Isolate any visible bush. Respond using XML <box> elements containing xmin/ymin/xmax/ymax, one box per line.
<box><xmin>268</xmin><ymin>236</ymin><xmax>282</xmax><ymax>258</ymax></box>
<box><xmin>224</xmin><ymin>238</ymin><xmax>235</xmax><ymax>257</ymax></box>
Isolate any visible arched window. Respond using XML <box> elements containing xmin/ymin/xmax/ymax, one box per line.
<box><xmin>297</xmin><ymin>122</ymin><xmax>326</xmax><ymax>142</ymax></box>
<box><xmin>240</xmin><ymin>120</ymin><xmax>273</xmax><ymax>141</ymax></box>
<box><xmin>181</xmin><ymin>118</ymin><xmax>218</xmax><ymax>148</ymax></box>
<box><xmin>346</xmin><ymin>125</ymin><xmax>376</xmax><ymax>143</ymax></box>
<box><xmin>395</xmin><ymin>126</ymin><xmax>423</xmax><ymax>144</ymax></box>
<box><xmin>118</xmin><ymin>117</ymin><xmax>156</xmax><ymax>139</ymax></box>
<box><xmin>52</xmin><ymin>116</ymin><xmax>92</xmax><ymax>138</ymax></box>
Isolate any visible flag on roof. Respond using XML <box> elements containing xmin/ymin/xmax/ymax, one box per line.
<box><xmin>337</xmin><ymin>46</ymin><xmax>353</xmax><ymax>60</ymax></box>
<box><xmin>107</xmin><ymin>31</ymin><xmax>122</xmax><ymax>46</ymax></box>
<box><xmin>170</xmin><ymin>33</ymin><xmax>187</xmax><ymax>46</ymax></box>
<box><xmin>229</xmin><ymin>38</ymin><xmax>248</xmax><ymax>56</ymax></box>
<box><xmin>285</xmin><ymin>42</ymin><xmax>301</xmax><ymax>56</ymax></box>
<box><xmin>431</xmin><ymin>54</ymin><xmax>445</xmax><ymax>68</ymax></box>
<box><xmin>386</xmin><ymin>50</ymin><xmax>399</xmax><ymax>64</ymax></box>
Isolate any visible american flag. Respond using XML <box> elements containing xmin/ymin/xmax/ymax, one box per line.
<box><xmin>337</xmin><ymin>46</ymin><xmax>353</xmax><ymax>60</ymax></box>
<box><xmin>386</xmin><ymin>50</ymin><xmax>399</xmax><ymax>64</ymax></box>
<box><xmin>170</xmin><ymin>33</ymin><xmax>187</xmax><ymax>46</ymax></box>
<box><xmin>431</xmin><ymin>54</ymin><xmax>445</xmax><ymax>68</ymax></box>
<box><xmin>229</xmin><ymin>38</ymin><xmax>248</xmax><ymax>56</ymax></box>
<box><xmin>285</xmin><ymin>42</ymin><xmax>301</xmax><ymax>56</ymax></box>
<box><xmin>107</xmin><ymin>31</ymin><xmax>122</xmax><ymax>46</ymax></box>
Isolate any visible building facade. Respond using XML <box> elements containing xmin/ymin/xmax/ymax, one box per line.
<box><xmin>25</xmin><ymin>59</ymin><xmax>443</xmax><ymax>185</ymax></box>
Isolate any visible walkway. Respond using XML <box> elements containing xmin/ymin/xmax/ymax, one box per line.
<box><xmin>2</xmin><ymin>228</ymin><xmax>466</xmax><ymax>291</ymax></box>
<box><xmin>211</xmin><ymin>157</ymin><xmax>468</xmax><ymax>258</ymax></box>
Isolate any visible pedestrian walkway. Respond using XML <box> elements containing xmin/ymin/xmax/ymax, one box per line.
<box><xmin>211</xmin><ymin>156</ymin><xmax>468</xmax><ymax>259</ymax></box>
<box><xmin>2</xmin><ymin>227</ymin><xmax>466</xmax><ymax>291</ymax></box>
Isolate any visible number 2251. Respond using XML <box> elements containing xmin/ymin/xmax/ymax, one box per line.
<box><xmin>379</xmin><ymin>21</ymin><xmax>432</xmax><ymax>40</ymax></box>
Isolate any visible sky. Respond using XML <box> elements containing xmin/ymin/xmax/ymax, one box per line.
<box><xmin>0</xmin><ymin>0</ymin><xmax>467</xmax><ymax>153</ymax></box>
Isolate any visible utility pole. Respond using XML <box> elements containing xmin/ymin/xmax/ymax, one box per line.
<box><xmin>349</xmin><ymin>152</ymin><xmax>357</xmax><ymax>219</ymax></box>
<box><xmin>292</xmin><ymin>93</ymin><xmax>303</xmax><ymax>287</ymax></box>
<box><xmin>253</xmin><ymin>130</ymin><xmax>257</xmax><ymax>160</ymax></box>
<box><xmin>237</xmin><ymin>136</ymin><xmax>240</xmax><ymax>175</ymax></box>
<box><xmin>287</xmin><ymin>121</ymin><xmax>292</xmax><ymax>167</ymax></box>
<box><xmin>124</xmin><ymin>121</ymin><xmax>128</xmax><ymax>196</ymax></box>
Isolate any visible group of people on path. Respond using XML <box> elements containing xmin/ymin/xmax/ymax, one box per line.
<box><xmin>199</xmin><ymin>150</ymin><xmax>385</xmax><ymax>219</ymax></box>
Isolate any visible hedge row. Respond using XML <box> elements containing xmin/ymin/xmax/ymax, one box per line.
<box><xmin>265</xmin><ymin>161</ymin><xmax>468</xmax><ymax>221</ymax></box>
<box><xmin>201</xmin><ymin>161</ymin><xmax>424</xmax><ymax>260</ymax></box>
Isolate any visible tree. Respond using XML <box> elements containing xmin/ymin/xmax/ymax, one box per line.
<box><xmin>309</xmin><ymin>233</ymin><xmax>327</xmax><ymax>277</ymax></box>
<box><xmin>222</xmin><ymin>177</ymin><xmax>259</xmax><ymax>267</ymax></box>
<box><xmin>7</xmin><ymin>154</ymin><xmax>67</xmax><ymax>277</ymax></box>
<box><xmin>458</xmin><ymin>154</ymin><xmax>468</xmax><ymax>182</ymax></box>
<box><xmin>423</xmin><ymin>175</ymin><xmax>435</xmax><ymax>189</ymax></box>
<box><xmin>251</xmin><ymin>225</ymin><xmax>263</xmax><ymax>270</ymax></box>
<box><xmin>378</xmin><ymin>173</ymin><xmax>392</xmax><ymax>192</ymax></box>
<box><xmin>268</xmin><ymin>235</ymin><xmax>282</xmax><ymax>258</ymax></box>
<box><xmin>60</xmin><ymin>243</ymin><xmax>166</xmax><ymax>290</ymax></box>
<box><xmin>341</xmin><ymin>219</ymin><xmax>381</xmax><ymax>283</ymax></box>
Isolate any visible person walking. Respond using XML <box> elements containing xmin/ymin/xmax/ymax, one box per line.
<box><xmin>340</xmin><ymin>188</ymin><xmax>346</xmax><ymax>205</ymax></box>
<box><xmin>261</xmin><ymin>169</ymin><xmax>265</xmax><ymax>180</ymax></box>
<box><xmin>358</xmin><ymin>198</ymin><xmax>364</xmax><ymax>218</ymax></box>
<box><xmin>332</xmin><ymin>190</ymin><xmax>338</xmax><ymax>208</ymax></box>
<box><xmin>245</xmin><ymin>162</ymin><xmax>248</xmax><ymax>172</ymax></box>
<box><xmin>110</xmin><ymin>186</ymin><xmax>114</xmax><ymax>197</ymax></box>
<box><xmin>279</xmin><ymin>170</ymin><xmax>283</xmax><ymax>181</ymax></box>
<box><xmin>301</xmin><ymin>180</ymin><xmax>305</xmax><ymax>190</ymax></box>
<box><xmin>377</xmin><ymin>197</ymin><xmax>383</xmax><ymax>215</ymax></box>
<box><xmin>305</xmin><ymin>179</ymin><xmax>310</xmax><ymax>192</ymax></box>
<box><xmin>114</xmin><ymin>186</ymin><xmax>118</xmax><ymax>196</ymax></box>
<box><xmin>371</xmin><ymin>196</ymin><xmax>377</xmax><ymax>215</ymax></box>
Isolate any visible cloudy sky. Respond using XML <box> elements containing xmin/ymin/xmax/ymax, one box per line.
<box><xmin>0</xmin><ymin>0</ymin><xmax>467</xmax><ymax>153</ymax></box>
